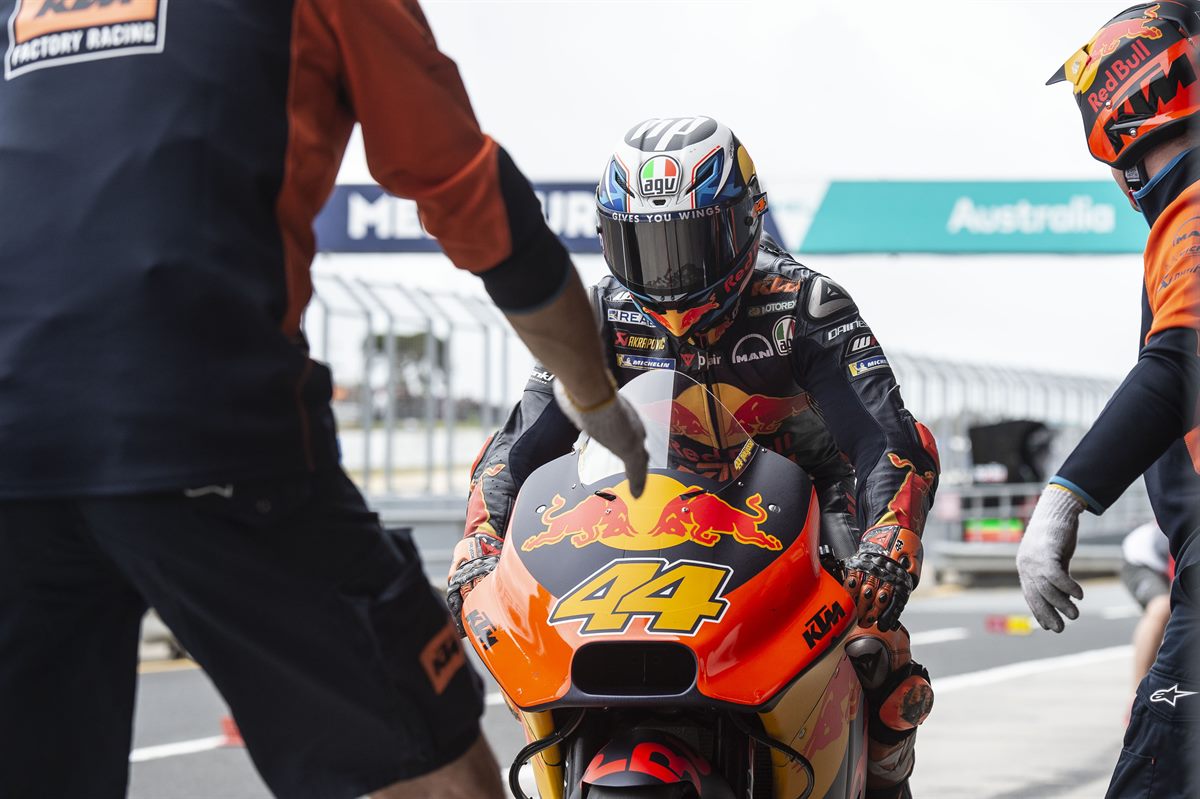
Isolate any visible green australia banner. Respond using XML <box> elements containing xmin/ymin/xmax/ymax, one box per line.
<box><xmin>798</xmin><ymin>181</ymin><xmax>1147</xmax><ymax>254</ymax></box>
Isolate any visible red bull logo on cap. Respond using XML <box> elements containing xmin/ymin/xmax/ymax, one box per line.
<box><xmin>1090</xmin><ymin>4</ymin><xmax>1163</xmax><ymax>60</ymax></box>
<box><xmin>1065</xmin><ymin>4</ymin><xmax>1164</xmax><ymax>94</ymax></box>
<box><xmin>521</xmin><ymin>475</ymin><xmax>781</xmax><ymax>553</ymax></box>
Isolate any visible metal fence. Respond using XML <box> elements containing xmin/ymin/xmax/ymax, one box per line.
<box><xmin>304</xmin><ymin>277</ymin><xmax>1150</xmax><ymax>577</ymax></box>
<box><xmin>306</xmin><ymin>273</ymin><xmax>516</xmax><ymax>498</ymax></box>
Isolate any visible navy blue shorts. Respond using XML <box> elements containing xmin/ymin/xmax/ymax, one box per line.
<box><xmin>1106</xmin><ymin>553</ymin><xmax>1199</xmax><ymax>798</ymax></box>
<box><xmin>0</xmin><ymin>467</ymin><xmax>483</xmax><ymax>799</ymax></box>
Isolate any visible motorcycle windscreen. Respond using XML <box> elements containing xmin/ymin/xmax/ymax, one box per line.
<box><xmin>576</xmin><ymin>369</ymin><xmax>758</xmax><ymax>496</ymax></box>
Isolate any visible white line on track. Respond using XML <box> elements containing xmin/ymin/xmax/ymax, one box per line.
<box><xmin>909</xmin><ymin>626</ymin><xmax>970</xmax><ymax>646</ymax></box>
<box><xmin>1100</xmin><ymin>606</ymin><xmax>1142</xmax><ymax>619</ymax></box>
<box><xmin>933</xmin><ymin>644</ymin><xmax>1132</xmax><ymax>693</ymax></box>
<box><xmin>130</xmin><ymin>644</ymin><xmax>1133</xmax><ymax>764</ymax></box>
<box><xmin>130</xmin><ymin>735</ymin><xmax>226</xmax><ymax>763</ymax></box>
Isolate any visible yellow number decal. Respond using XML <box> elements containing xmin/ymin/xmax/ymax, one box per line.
<box><xmin>549</xmin><ymin>559</ymin><xmax>732</xmax><ymax>635</ymax></box>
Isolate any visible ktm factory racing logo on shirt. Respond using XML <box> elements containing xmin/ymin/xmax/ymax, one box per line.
<box><xmin>5</xmin><ymin>0</ymin><xmax>167</xmax><ymax>80</ymax></box>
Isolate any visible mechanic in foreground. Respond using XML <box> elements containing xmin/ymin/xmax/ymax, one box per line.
<box><xmin>448</xmin><ymin>117</ymin><xmax>941</xmax><ymax>799</ymax></box>
<box><xmin>1017</xmin><ymin>2</ymin><xmax>1199</xmax><ymax>795</ymax></box>
<box><xmin>0</xmin><ymin>1</ymin><xmax>646</xmax><ymax>797</ymax></box>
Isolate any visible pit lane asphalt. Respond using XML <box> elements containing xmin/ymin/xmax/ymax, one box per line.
<box><xmin>123</xmin><ymin>579</ymin><xmax>1143</xmax><ymax>799</ymax></box>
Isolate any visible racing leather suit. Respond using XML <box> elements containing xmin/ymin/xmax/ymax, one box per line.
<box><xmin>464</xmin><ymin>235</ymin><xmax>940</xmax><ymax>795</ymax></box>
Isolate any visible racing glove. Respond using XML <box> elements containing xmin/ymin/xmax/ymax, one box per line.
<box><xmin>446</xmin><ymin>532</ymin><xmax>503</xmax><ymax>637</ymax></box>
<box><xmin>1016</xmin><ymin>484</ymin><xmax>1085</xmax><ymax>633</ymax></box>
<box><xmin>844</xmin><ymin>525</ymin><xmax>923</xmax><ymax>632</ymax></box>
<box><xmin>553</xmin><ymin>377</ymin><xmax>649</xmax><ymax>497</ymax></box>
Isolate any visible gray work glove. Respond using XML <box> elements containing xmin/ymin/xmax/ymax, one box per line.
<box><xmin>553</xmin><ymin>379</ymin><xmax>648</xmax><ymax>497</ymax></box>
<box><xmin>1016</xmin><ymin>485</ymin><xmax>1086</xmax><ymax>633</ymax></box>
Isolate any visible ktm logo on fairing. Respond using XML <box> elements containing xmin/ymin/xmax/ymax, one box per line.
<box><xmin>802</xmin><ymin>602</ymin><xmax>847</xmax><ymax>649</ymax></box>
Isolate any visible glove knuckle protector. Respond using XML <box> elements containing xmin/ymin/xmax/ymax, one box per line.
<box><xmin>446</xmin><ymin>533</ymin><xmax>503</xmax><ymax>636</ymax></box>
<box><xmin>845</xmin><ymin>525</ymin><xmax>922</xmax><ymax>630</ymax></box>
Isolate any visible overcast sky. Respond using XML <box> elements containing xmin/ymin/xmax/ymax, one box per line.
<box><xmin>325</xmin><ymin>0</ymin><xmax>1153</xmax><ymax>385</ymax></box>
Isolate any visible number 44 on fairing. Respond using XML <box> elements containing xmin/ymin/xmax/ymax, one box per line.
<box><xmin>549</xmin><ymin>558</ymin><xmax>732</xmax><ymax>636</ymax></box>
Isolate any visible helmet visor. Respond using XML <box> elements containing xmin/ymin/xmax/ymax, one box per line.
<box><xmin>598</xmin><ymin>193</ymin><xmax>757</xmax><ymax>304</ymax></box>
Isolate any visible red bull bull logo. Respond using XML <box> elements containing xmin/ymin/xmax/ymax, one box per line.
<box><xmin>521</xmin><ymin>475</ymin><xmax>781</xmax><ymax>553</ymax></box>
<box><xmin>646</xmin><ymin>300</ymin><xmax>720</xmax><ymax>338</ymax></box>
<box><xmin>1090</xmin><ymin>4</ymin><xmax>1163</xmax><ymax>59</ymax></box>
<box><xmin>668</xmin><ymin>385</ymin><xmax>811</xmax><ymax>447</ymax></box>
<box><xmin>732</xmin><ymin>392</ymin><xmax>810</xmax><ymax>437</ymax></box>
<box><xmin>1068</xmin><ymin>5</ymin><xmax>1163</xmax><ymax>95</ymax></box>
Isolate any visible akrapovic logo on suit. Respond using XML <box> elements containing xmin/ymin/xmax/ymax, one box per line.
<box><xmin>5</xmin><ymin>0</ymin><xmax>168</xmax><ymax>80</ymax></box>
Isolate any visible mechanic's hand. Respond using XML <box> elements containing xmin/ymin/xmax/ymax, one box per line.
<box><xmin>553</xmin><ymin>379</ymin><xmax>649</xmax><ymax>497</ymax></box>
<box><xmin>1017</xmin><ymin>485</ymin><xmax>1085</xmax><ymax>633</ymax></box>
<box><xmin>844</xmin><ymin>543</ymin><xmax>914</xmax><ymax>632</ymax></box>
<box><xmin>446</xmin><ymin>532</ymin><xmax>503</xmax><ymax>637</ymax></box>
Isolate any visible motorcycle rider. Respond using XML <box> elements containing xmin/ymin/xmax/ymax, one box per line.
<box><xmin>448</xmin><ymin>117</ymin><xmax>941</xmax><ymax>799</ymax></box>
<box><xmin>1018</xmin><ymin>3</ymin><xmax>1199</xmax><ymax>795</ymax></box>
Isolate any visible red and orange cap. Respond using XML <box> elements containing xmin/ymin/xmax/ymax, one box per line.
<box><xmin>1047</xmin><ymin>1</ymin><xmax>1199</xmax><ymax>168</ymax></box>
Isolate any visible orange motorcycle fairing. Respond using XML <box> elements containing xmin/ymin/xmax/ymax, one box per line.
<box><xmin>462</xmin><ymin>447</ymin><xmax>856</xmax><ymax>712</ymax></box>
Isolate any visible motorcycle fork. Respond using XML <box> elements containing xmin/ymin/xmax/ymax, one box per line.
<box><xmin>562</xmin><ymin>712</ymin><xmax>605</xmax><ymax>799</ymax></box>
<box><xmin>714</xmin><ymin>713</ymin><xmax>764</xmax><ymax>799</ymax></box>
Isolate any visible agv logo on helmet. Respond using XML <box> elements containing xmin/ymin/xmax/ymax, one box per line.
<box><xmin>639</xmin><ymin>156</ymin><xmax>681</xmax><ymax>198</ymax></box>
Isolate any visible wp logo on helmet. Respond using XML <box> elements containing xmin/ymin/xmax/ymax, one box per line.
<box><xmin>624</xmin><ymin>117</ymin><xmax>720</xmax><ymax>152</ymax></box>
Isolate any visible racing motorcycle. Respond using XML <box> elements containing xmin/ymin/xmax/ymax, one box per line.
<box><xmin>461</xmin><ymin>369</ymin><xmax>867</xmax><ymax>799</ymax></box>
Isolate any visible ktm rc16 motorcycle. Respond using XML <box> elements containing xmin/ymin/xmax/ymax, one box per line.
<box><xmin>462</xmin><ymin>369</ymin><xmax>866</xmax><ymax>799</ymax></box>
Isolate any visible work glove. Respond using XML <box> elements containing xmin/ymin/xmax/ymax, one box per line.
<box><xmin>1016</xmin><ymin>485</ymin><xmax>1085</xmax><ymax>633</ymax></box>
<box><xmin>553</xmin><ymin>378</ymin><xmax>649</xmax><ymax>497</ymax></box>
<box><xmin>843</xmin><ymin>525</ymin><xmax>923</xmax><ymax>632</ymax></box>
<box><xmin>446</xmin><ymin>532</ymin><xmax>503</xmax><ymax>637</ymax></box>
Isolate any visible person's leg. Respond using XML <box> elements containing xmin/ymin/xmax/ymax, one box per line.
<box><xmin>0</xmin><ymin>500</ymin><xmax>147</xmax><ymax>799</ymax></box>
<box><xmin>84</xmin><ymin>469</ymin><xmax>499</xmax><ymax>799</ymax></box>
<box><xmin>1120</xmin><ymin>560</ymin><xmax>1172</xmax><ymax>694</ymax></box>
<box><xmin>1131</xmin><ymin>594</ymin><xmax>1171</xmax><ymax>692</ymax></box>
<box><xmin>845</xmin><ymin>624</ymin><xmax>934</xmax><ymax>799</ymax></box>
<box><xmin>369</xmin><ymin>734</ymin><xmax>505</xmax><ymax>799</ymax></box>
<box><xmin>1106</xmin><ymin>558</ymin><xmax>1199</xmax><ymax>798</ymax></box>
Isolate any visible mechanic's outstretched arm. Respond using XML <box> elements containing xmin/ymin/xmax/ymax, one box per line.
<box><xmin>788</xmin><ymin>276</ymin><xmax>941</xmax><ymax>631</ymax></box>
<box><xmin>1017</xmin><ymin>325</ymin><xmax>1200</xmax><ymax>632</ymax></box>
<box><xmin>310</xmin><ymin>0</ymin><xmax>646</xmax><ymax>492</ymax></box>
<box><xmin>505</xmin><ymin>278</ymin><xmax>648</xmax><ymax>495</ymax></box>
